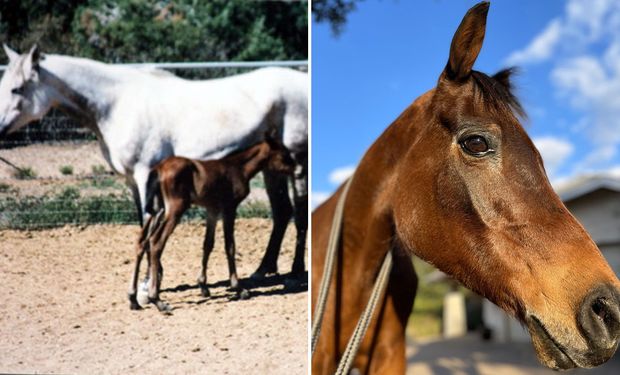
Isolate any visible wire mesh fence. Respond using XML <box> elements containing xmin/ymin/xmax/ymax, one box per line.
<box><xmin>0</xmin><ymin>61</ymin><xmax>306</xmax><ymax>229</ymax></box>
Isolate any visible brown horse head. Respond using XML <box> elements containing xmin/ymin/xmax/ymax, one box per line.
<box><xmin>263</xmin><ymin>133</ymin><xmax>296</xmax><ymax>175</ymax></box>
<box><xmin>389</xmin><ymin>2</ymin><xmax>620</xmax><ymax>369</ymax></box>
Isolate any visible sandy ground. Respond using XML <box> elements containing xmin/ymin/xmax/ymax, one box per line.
<box><xmin>0</xmin><ymin>142</ymin><xmax>107</xmax><ymax>179</ymax></box>
<box><xmin>0</xmin><ymin>220</ymin><xmax>307</xmax><ymax>374</ymax></box>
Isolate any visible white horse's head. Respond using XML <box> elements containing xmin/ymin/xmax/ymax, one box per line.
<box><xmin>0</xmin><ymin>45</ymin><xmax>54</xmax><ymax>137</ymax></box>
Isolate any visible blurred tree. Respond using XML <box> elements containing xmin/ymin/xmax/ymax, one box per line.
<box><xmin>0</xmin><ymin>0</ymin><xmax>88</xmax><ymax>56</ymax></box>
<box><xmin>312</xmin><ymin>0</ymin><xmax>362</xmax><ymax>36</ymax></box>
<box><xmin>0</xmin><ymin>0</ymin><xmax>307</xmax><ymax>65</ymax></box>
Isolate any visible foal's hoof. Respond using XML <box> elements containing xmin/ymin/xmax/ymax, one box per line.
<box><xmin>239</xmin><ymin>289</ymin><xmax>250</xmax><ymax>300</ymax></box>
<box><xmin>152</xmin><ymin>300</ymin><xmax>173</xmax><ymax>314</ymax></box>
<box><xmin>128</xmin><ymin>294</ymin><xmax>143</xmax><ymax>310</ymax></box>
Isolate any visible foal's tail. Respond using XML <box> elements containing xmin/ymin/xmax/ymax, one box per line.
<box><xmin>145</xmin><ymin>168</ymin><xmax>163</xmax><ymax>216</ymax></box>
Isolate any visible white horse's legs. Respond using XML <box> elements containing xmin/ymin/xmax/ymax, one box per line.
<box><xmin>133</xmin><ymin>166</ymin><xmax>152</xmax><ymax>223</ymax></box>
<box><xmin>252</xmin><ymin>170</ymin><xmax>293</xmax><ymax>279</ymax></box>
<box><xmin>291</xmin><ymin>155</ymin><xmax>308</xmax><ymax>275</ymax></box>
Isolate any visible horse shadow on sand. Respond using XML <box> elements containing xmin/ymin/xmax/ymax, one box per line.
<box><xmin>159</xmin><ymin>271</ymin><xmax>308</xmax><ymax>308</ymax></box>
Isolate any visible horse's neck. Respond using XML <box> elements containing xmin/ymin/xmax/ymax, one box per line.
<box><xmin>232</xmin><ymin>144</ymin><xmax>269</xmax><ymax>180</ymax></box>
<box><xmin>40</xmin><ymin>55</ymin><xmax>127</xmax><ymax>130</ymax></box>
<box><xmin>341</xmin><ymin>95</ymin><xmax>429</xmax><ymax>275</ymax></box>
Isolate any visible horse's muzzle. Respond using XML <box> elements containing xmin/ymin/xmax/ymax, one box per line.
<box><xmin>576</xmin><ymin>284</ymin><xmax>620</xmax><ymax>366</ymax></box>
<box><xmin>527</xmin><ymin>284</ymin><xmax>620</xmax><ymax>370</ymax></box>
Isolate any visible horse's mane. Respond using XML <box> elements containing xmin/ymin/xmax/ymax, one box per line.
<box><xmin>471</xmin><ymin>68</ymin><xmax>526</xmax><ymax>120</ymax></box>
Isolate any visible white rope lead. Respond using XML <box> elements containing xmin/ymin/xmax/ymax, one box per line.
<box><xmin>311</xmin><ymin>174</ymin><xmax>394</xmax><ymax>375</ymax></box>
<box><xmin>311</xmin><ymin>178</ymin><xmax>353</xmax><ymax>354</ymax></box>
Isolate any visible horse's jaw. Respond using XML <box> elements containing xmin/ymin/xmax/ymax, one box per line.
<box><xmin>526</xmin><ymin>312</ymin><xmax>619</xmax><ymax>370</ymax></box>
<box><xmin>526</xmin><ymin>315</ymin><xmax>579</xmax><ymax>370</ymax></box>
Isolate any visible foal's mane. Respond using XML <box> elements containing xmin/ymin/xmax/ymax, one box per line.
<box><xmin>470</xmin><ymin>67</ymin><xmax>526</xmax><ymax>120</ymax></box>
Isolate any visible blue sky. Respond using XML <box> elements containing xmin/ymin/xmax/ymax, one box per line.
<box><xmin>312</xmin><ymin>0</ymin><xmax>620</xmax><ymax>207</ymax></box>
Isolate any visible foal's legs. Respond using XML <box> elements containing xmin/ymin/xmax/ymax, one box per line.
<box><xmin>128</xmin><ymin>209</ymin><xmax>165</xmax><ymax>310</ymax></box>
<box><xmin>252</xmin><ymin>170</ymin><xmax>293</xmax><ymax>279</ymax></box>
<box><xmin>197</xmin><ymin>211</ymin><xmax>218</xmax><ymax>298</ymax></box>
<box><xmin>127</xmin><ymin>215</ymin><xmax>154</xmax><ymax>310</ymax></box>
<box><xmin>223</xmin><ymin>207</ymin><xmax>250</xmax><ymax>299</ymax></box>
<box><xmin>147</xmin><ymin>208</ymin><xmax>183</xmax><ymax>313</ymax></box>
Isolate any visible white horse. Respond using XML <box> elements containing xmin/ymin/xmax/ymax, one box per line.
<box><xmin>0</xmin><ymin>45</ymin><xmax>308</xmax><ymax>281</ymax></box>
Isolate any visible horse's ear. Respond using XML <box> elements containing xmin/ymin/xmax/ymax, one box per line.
<box><xmin>23</xmin><ymin>44</ymin><xmax>41</xmax><ymax>78</ymax></box>
<box><xmin>3</xmin><ymin>44</ymin><xmax>19</xmax><ymax>62</ymax></box>
<box><xmin>443</xmin><ymin>1</ymin><xmax>489</xmax><ymax>82</ymax></box>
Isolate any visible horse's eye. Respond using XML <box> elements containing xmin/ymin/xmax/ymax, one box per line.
<box><xmin>461</xmin><ymin>135</ymin><xmax>490</xmax><ymax>155</ymax></box>
<box><xmin>11</xmin><ymin>87</ymin><xmax>23</xmax><ymax>96</ymax></box>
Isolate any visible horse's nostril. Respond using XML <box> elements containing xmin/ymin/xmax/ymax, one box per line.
<box><xmin>579</xmin><ymin>286</ymin><xmax>620</xmax><ymax>351</ymax></box>
<box><xmin>592</xmin><ymin>298</ymin><xmax>607</xmax><ymax>321</ymax></box>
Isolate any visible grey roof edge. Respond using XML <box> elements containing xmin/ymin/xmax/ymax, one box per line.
<box><xmin>556</xmin><ymin>174</ymin><xmax>620</xmax><ymax>202</ymax></box>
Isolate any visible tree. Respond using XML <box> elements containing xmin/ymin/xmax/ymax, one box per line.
<box><xmin>312</xmin><ymin>0</ymin><xmax>362</xmax><ymax>36</ymax></box>
<box><xmin>0</xmin><ymin>0</ymin><xmax>88</xmax><ymax>59</ymax></box>
<box><xmin>0</xmin><ymin>0</ymin><xmax>307</xmax><ymax>68</ymax></box>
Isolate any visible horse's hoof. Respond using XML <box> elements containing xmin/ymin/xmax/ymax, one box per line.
<box><xmin>239</xmin><ymin>289</ymin><xmax>250</xmax><ymax>300</ymax></box>
<box><xmin>157</xmin><ymin>302</ymin><xmax>173</xmax><ymax>314</ymax></box>
<box><xmin>291</xmin><ymin>263</ymin><xmax>305</xmax><ymax>275</ymax></box>
<box><xmin>129</xmin><ymin>301</ymin><xmax>143</xmax><ymax>310</ymax></box>
<box><xmin>249</xmin><ymin>271</ymin><xmax>266</xmax><ymax>281</ymax></box>
<box><xmin>200</xmin><ymin>287</ymin><xmax>211</xmax><ymax>298</ymax></box>
<box><xmin>128</xmin><ymin>293</ymin><xmax>142</xmax><ymax>310</ymax></box>
<box><xmin>284</xmin><ymin>277</ymin><xmax>301</xmax><ymax>290</ymax></box>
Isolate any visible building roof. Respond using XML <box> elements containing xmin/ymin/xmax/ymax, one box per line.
<box><xmin>556</xmin><ymin>174</ymin><xmax>620</xmax><ymax>203</ymax></box>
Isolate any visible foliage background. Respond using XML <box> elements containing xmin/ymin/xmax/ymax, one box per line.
<box><xmin>0</xmin><ymin>0</ymin><xmax>307</xmax><ymax>66</ymax></box>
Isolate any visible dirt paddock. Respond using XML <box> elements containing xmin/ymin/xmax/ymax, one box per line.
<box><xmin>0</xmin><ymin>219</ymin><xmax>307</xmax><ymax>374</ymax></box>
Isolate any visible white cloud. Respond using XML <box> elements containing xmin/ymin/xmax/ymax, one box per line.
<box><xmin>573</xmin><ymin>145</ymin><xmax>617</xmax><ymax>171</ymax></box>
<box><xmin>311</xmin><ymin>191</ymin><xmax>330</xmax><ymax>210</ymax></box>
<box><xmin>533</xmin><ymin>136</ymin><xmax>575</xmax><ymax>176</ymax></box>
<box><xmin>328</xmin><ymin>165</ymin><xmax>355</xmax><ymax>185</ymax></box>
<box><xmin>507</xmin><ymin>0</ymin><xmax>620</xmax><ymax>66</ymax></box>
<box><xmin>607</xmin><ymin>164</ymin><xmax>620</xmax><ymax>177</ymax></box>
<box><xmin>551</xmin><ymin>53</ymin><xmax>620</xmax><ymax>148</ymax></box>
<box><xmin>506</xmin><ymin>0</ymin><xmax>620</xmax><ymax>177</ymax></box>
<box><xmin>551</xmin><ymin>56</ymin><xmax>606</xmax><ymax>107</ymax></box>
<box><xmin>506</xmin><ymin>19</ymin><xmax>562</xmax><ymax>65</ymax></box>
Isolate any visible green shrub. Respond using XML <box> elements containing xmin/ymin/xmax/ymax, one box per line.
<box><xmin>237</xmin><ymin>200</ymin><xmax>271</xmax><ymax>218</ymax></box>
<box><xmin>250</xmin><ymin>174</ymin><xmax>266</xmax><ymax>189</ymax></box>
<box><xmin>0</xmin><ymin>182</ymin><xmax>11</xmax><ymax>193</ymax></box>
<box><xmin>91</xmin><ymin>165</ymin><xmax>107</xmax><ymax>175</ymax></box>
<box><xmin>59</xmin><ymin>165</ymin><xmax>74</xmax><ymax>175</ymax></box>
<box><xmin>13</xmin><ymin>167</ymin><xmax>37</xmax><ymax>180</ymax></box>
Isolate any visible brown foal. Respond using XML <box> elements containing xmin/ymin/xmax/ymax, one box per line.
<box><xmin>128</xmin><ymin>136</ymin><xmax>295</xmax><ymax>312</ymax></box>
<box><xmin>312</xmin><ymin>2</ymin><xmax>620</xmax><ymax>374</ymax></box>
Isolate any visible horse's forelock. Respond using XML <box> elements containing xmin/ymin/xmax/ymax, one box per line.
<box><xmin>471</xmin><ymin>68</ymin><xmax>525</xmax><ymax>121</ymax></box>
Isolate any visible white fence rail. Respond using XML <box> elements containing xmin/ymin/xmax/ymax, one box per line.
<box><xmin>0</xmin><ymin>60</ymin><xmax>308</xmax><ymax>72</ymax></box>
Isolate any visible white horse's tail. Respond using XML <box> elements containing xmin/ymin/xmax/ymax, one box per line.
<box><xmin>145</xmin><ymin>168</ymin><xmax>163</xmax><ymax>216</ymax></box>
